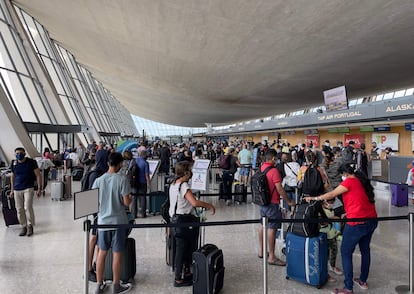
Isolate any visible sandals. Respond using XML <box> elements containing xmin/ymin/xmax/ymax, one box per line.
<box><xmin>354</xmin><ymin>278</ymin><xmax>369</xmax><ymax>290</ymax></box>
<box><xmin>331</xmin><ymin>288</ymin><xmax>353</xmax><ymax>294</ymax></box>
<box><xmin>267</xmin><ymin>258</ymin><xmax>286</xmax><ymax>266</ymax></box>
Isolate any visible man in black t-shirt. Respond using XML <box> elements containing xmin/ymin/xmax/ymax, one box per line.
<box><xmin>10</xmin><ymin>147</ymin><xmax>41</xmax><ymax>237</ymax></box>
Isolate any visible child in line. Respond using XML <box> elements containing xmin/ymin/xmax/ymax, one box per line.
<box><xmin>320</xmin><ymin>199</ymin><xmax>343</xmax><ymax>277</ymax></box>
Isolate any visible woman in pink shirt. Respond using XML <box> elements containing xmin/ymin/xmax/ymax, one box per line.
<box><xmin>305</xmin><ymin>163</ymin><xmax>377</xmax><ymax>294</ymax></box>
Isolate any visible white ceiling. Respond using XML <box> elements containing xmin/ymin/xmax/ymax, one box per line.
<box><xmin>13</xmin><ymin>0</ymin><xmax>414</xmax><ymax>127</ymax></box>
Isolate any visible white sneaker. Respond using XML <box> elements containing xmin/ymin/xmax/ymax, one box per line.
<box><xmin>226</xmin><ymin>200</ymin><xmax>231</xmax><ymax>206</ymax></box>
<box><xmin>328</xmin><ymin>264</ymin><xmax>343</xmax><ymax>275</ymax></box>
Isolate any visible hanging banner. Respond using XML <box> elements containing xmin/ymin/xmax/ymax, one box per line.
<box><xmin>306</xmin><ymin>135</ymin><xmax>319</xmax><ymax>147</ymax></box>
<box><xmin>344</xmin><ymin>134</ymin><xmax>363</xmax><ymax>148</ymax></box>
<box><xmin>372</xmin><ymin>133</ymin><xmax>399</xmax><ymax>151</ymax></box>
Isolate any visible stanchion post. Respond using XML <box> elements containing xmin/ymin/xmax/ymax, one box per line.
<box><xmin>84</xmin><ymin>219</ymin><xmax>91</xmax><ymax>294</ymax></box>
<box><xmin>410</xmin><ymin>212</ymin><xmax>414</xmax><ymax>293</ymax></box>
<box><xmin>262</xmin><ymin>216</ymin><xmax>268</xmax><ymax>294</ymax></box>
<box><xmin>396</xmin><ymin>213</ymin><xmax>414</xmax><ymax>293</ymax></box>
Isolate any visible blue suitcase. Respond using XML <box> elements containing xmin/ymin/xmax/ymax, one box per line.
<box><xmin>286</xmin><ymin>232</ymin><xmax>328</xmax><ymax>289</ymax></box>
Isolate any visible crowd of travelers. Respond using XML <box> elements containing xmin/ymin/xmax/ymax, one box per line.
<box><xmin>3</xmin><ymin>137</ymin><xmax>387</xmax><ymax>293</ymax></box>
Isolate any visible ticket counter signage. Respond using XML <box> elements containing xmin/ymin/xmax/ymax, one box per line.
<box><xmin>191</xmin><ymin>159</ymin><xmax>210</xmax><ymax>191</ymax></box>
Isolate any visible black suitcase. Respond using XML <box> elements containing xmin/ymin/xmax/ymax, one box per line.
<box><xmin>1</xmin><ymin>187</ymin><xmax>19</xmax><ymax>227</ymax></box>
<box><xmin>103</xmin><ymin>237</ymin><xmax>136</xmax><ymax>283</ymax></box>
<box><xmin>192</xmin><ymin>243</ymin><xmax>225</xmax><ymax>294</ymax></box>
<box><xmin>233</xmin><ymin>183</ymin><xmax>247</xmax><ymax>204</ymax></box>
<box><xmin>218</xmin><ymin>182</ymin><xmax>225</xmax><ymax>200</ymax></box>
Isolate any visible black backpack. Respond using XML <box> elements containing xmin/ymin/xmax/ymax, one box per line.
<box><xmin>251</xmin><ymin>166</ymin><xmax>274</xmax><ymax>206</ymax></box>
<box><xmin>126</xmin><ymin>159</ymin><xmax>139</xmax><ymax>188</ymax></box>
<box><xmin>288</xmin><ymin>199</ymin><xmax>326</xmax><ymax>237</ymax></box>
<box><xmin>161</xmin><ymin>181</ymin><xmax>181</xmax><ymax>223</ymax></box>
<box><xmin>301</xmin><ymin>165</ymin><xmax>324</xmax><ymax>196</ymax></box>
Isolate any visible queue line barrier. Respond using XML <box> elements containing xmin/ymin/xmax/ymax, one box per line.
<box><xmin>82</xmin><ymin>213</ymin><xmax>413</xmax><ymax>294</ymax></box>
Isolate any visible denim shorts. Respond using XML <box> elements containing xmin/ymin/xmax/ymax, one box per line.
<box><xmin>97</xmin><ymin>228</ymin><xmax>128</xmax><ymax>252</ymax></box>
<box><xmin>260</xmin><ymin>204</ymin><xmax>282</xmax><ymax>229</ymax></box>
<box><xmin>239</xmin><ymin>166</ymin><xmax>251</xmax><ymax>176</ymax></box>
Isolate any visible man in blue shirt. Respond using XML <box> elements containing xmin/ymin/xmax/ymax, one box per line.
<box><xmin>134</xmin><ymin>149</ymin><xmax>151</xmax><ymax>218</ymax></box>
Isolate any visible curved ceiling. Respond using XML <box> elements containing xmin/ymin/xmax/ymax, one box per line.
<box><xmin>13</xmin><ymin>0</ymin><xmax>414</xmax><ymax>127</ymax></box>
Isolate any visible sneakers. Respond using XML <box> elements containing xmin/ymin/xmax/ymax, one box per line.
<box><xmin>354</xmin><ymin>278</ymin><xmax>369</xmax><ymax>290</ymax></box>
<box><xmin>328</xmin><ymin>264</ymin><xmax>343</xmax><ymax>275</ymax></box>
<box><xmin>95</xmin><ymin>282</ymin><xmax>107</xmax><ymax>294</ymax></box>
<box><xmin>225</xmin><ymin>200</ymin><xmax>231</xmax><ymax>206</ymax></box>
<box><xmin>19</xmin><ymin>226</ymin><xmax>27</xmax><ymax>236</ymax></box>
<box><xmin>112</xmin><ymin>282</ymin><xmax>131</xmax><ymax>294</ymax></box>
<box><xmin>88</xmin><ymin>270</ymin><xmax>97</xmax><ymax>282</ymax></box>
<box><xmin>27</xmin><ymin>225</ymin><xmax>33</xmax><ymax>237</ymax></box>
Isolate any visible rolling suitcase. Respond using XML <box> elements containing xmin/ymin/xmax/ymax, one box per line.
<box><xmin>1</xmin><ymin>188</ymin><xmax>19</xmax><ymax>227</ymax></box>
<box><xmin>192</xmin><ymin>243</ymin><xmax>225</xmax><ymax>294</ymax></box>
<box><xmin>103</xmin><ymin>237</ymin><xmax>136</xmax><ymax>282</ymax></box>
<box><xmin>218</xmin><ymin>182</ymin><xmax>225</xmax><ymax>200</ymax></box>
<box><xmin>391</xmin><ymin>183</ymin><xmax>408</xmax><ymax>207</ymax></box>
<box><xmin>51</xmin><ymin>181</ymin><xmax>64</xmax><ymax>201</ymax></box>
<box><xmin>64</xmin><ymin>175</ymin><xmax>72</xmax><ymax>198</ymax></box>
<box><xmin>148</xmin><ymin>191</ymin><xmax>166</xmax><ymax>215</ymax></box>
<box><xmin>286</xmin><ymin>232</ymin><xmax>328</xmax><ymax>289</ymax></box>
<box><xmin>233</xmin><ymin>183</ymin><xmax>247</xmax><ymax>204</ymax></box>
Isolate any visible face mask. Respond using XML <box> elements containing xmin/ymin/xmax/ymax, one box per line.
<box><xmin>16</xmin><ymin>153</ymin><xmax>25</xmax><ymax>161</ymax></box>
<box><xmin>341</xmin><ymin>176</ymin><xmax>347</xmax><ymax>181</ymax></box>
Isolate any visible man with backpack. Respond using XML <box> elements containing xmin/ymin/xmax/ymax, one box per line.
<box><xmin>257</xmin><ymin>149</ymin><xmax>294</xmax><ymax>266</ymax></box>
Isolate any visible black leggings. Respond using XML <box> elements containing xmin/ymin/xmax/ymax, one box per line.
<box><xmin>173</xmin><ymin>223</ymin><xmax>199</xmax><ymax>280</ymax></box>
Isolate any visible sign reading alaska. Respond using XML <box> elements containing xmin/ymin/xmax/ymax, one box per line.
<box><xmin>386</xmin><ymin>103</ymin><xmax>413</xmax><ymax>112</ymax></box>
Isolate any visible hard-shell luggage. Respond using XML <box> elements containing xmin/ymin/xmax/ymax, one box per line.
<box><xmin>72</xmin><ymin>167</ymin><xmax>84</xmax><ymax>181</ymax></box>
<box><xmin>286</xmin><ymin>232</ymin><xmax>328</xmax><ymax>289</ymax></box>
<box><xmin>1</xmin><ymin>188</ymin><xmax>19</xmax><ymax>227</ymax></box>
<box><xmin>51</xmin><ymin>181</ymin><xmax>64</xmax><ymax>201</ymax></box>
<box><xmin>103</xmin><ymin>237</ymin><xmax>136</xmax><ymax>283</ymax></box>
<box><xmin>218</xmin><ymin>182</ymin><xmax>225</xmax><ymax>200</ymax></box>
<box><xmin>148</xmin><ymin>191</ymin><xmax>166</xmax><ymax>215</ymax></box>
<box><xmin>64</xmin><ymin>175</ymin><xmax>72</xmax><ymax>198</ymax></box>
<box><xmin>192</xmin><ymin>243</ymin><xmax>225</xmax><ymax>294</ymax></box>
<box><xmin>233</xmin><ymin>183</ymin><xmax>247</xmax><ymax>204</ymax></box>
<box><xmin>166</xmin><ymin>227</ymin><xmax>176</xmax><ymax>270</ymax></box>
<box><xmin>391</xmin><ymin>183</ymin><xmax>408</xmax><ymax>207</ymax></box>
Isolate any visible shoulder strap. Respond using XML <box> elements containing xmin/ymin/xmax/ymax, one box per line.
<box><xmin>284</xmin><ymin>162</ymin><xmax>297</xmax><ymax>176</ymax></box>
<box><xmin>263</xmin><ymin>165</ymin><xmax>276</xmax><ymax>195</ymax></box>
<box><xmin>174</xmin><ymin>182</ymin><xmax>184</xmax><ymax>215</ymax></box>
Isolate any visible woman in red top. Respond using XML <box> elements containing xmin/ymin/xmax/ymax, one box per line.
<box><xmin>305</xmin><ymin>163</ymin><xmax>377</xmax><ymax>294</ymax></box>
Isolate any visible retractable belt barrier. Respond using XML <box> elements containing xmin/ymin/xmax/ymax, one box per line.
<box><xmin>83</xmin><ymin>214</ymin><xmax>414</xmax><ymax>294</ymax></box>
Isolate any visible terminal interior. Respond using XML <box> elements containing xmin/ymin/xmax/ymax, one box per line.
<box><xmin>1</xmin><ymin>1</ymin><xmax>414</xmax><ymax>294</ymax></box>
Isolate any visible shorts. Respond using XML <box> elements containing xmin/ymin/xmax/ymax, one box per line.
<box><xmin>239</xmin><ymin>166</ymin><xmax>251</xmax><ymax>176</ymax></box>
<box><xmin>260</xmin><ymin>204</ymin><xmax>282</xmax><ymax>230</ymax></box>
<box><xmin>97</xmin><ymin>228</ymin><xmax>128</xmax><ymax>252</ymax></box>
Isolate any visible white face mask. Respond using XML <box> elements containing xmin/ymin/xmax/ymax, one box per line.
<box><xmin>341</xmin><ymin>176</ymin><xmax>347</xmax><ymax>181</ymax></box>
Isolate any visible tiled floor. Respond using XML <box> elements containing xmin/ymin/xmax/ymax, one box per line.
<box><xmin>0</xmin><ymin>180</ymin><xmax>411</xmax><ymax>294</ymax></box>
